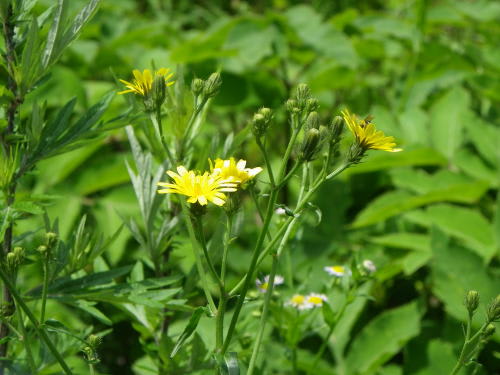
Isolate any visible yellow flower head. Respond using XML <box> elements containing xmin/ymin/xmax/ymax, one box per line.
<box><xmin>341</xmin><ymin>110</ymin><xmax>402</xmax><ymax>152</ymax></box>
<box><xmin>210</xmin><ymin>158</ymin><xmax>262</xmax><ymax>185</ymax></box>
<box><xmin>157</xmin><ymin>166</ymin><xmax>237</xmax><ymax>206</ymax></box>
<box><xmin>119</xmin><ymin>68</ymin><xmax>174</xmax><ymax>96</ymax></box>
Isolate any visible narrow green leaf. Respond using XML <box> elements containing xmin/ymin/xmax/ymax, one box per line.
<box><xmin>170</xmin><ymin>307</ymin><xmax>205</xmax><ymax>357</ymax></box>
<box><xmin>42</xmin><ymin>0</ymin><xmax>67</xmax><ymax>68</ymax></box>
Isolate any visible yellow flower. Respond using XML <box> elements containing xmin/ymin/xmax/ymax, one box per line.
<box><xmin>118</xmin><ymin>68</ymin><xmax>174</xmax><ymax>96</ymax></box>
<box><xmin>157</xmin><ymin>166</ymin><xmax>237</xmax><ymax>206</ymax></box>
<box><xmin>306</xmin><ymin>293</ymin><xmax>328</xmax><ymax>307</ymax></box>
<box><xmin>210</xmin><ymin>158</ymin><xmax>262</xmax><ymax>184</ymax></box>
<box><xmin>341</xmin><ymin>110</ymin><xmax>402</xmax><ymax>152</ymax></box>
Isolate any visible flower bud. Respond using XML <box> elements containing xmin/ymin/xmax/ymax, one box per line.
<box><xmin>285</xmin><ymin>99</ymin><xmax>299</xmax><ymax>113</ymax></box>
<box><xmin>330</xmin><ymin>115</ymin><xmax>344</xmax><ymax>143</ymax></box>
<box><xmin>251</xmin><ymin>108</ymin><xmax>273</xmax><ymax>138</ymax></box>
<box><xmin>37</xmin><ymin>245</ymin><xmax>47</xmax><ymax>254</ymax></box>
<box><xmin>6</xmin><ymin>253</ymin><xmax>17</xmax><ymax>272</ymax></box>
<box><xmin>483</xmin><ymin>323</ymin><xmax>496</xmax><ymax>339</ymax></box>
<box><xmin>299</xmin><ymin>128</ymin><xmax>321</xmax><ymax>161</ymax></box>
<box><xmin>347</xmin><ymin>142</ymin><xmax>365</xmax><ymax>164</ymax></box>
<box><xmin>487</xmin><ymin>295</ymin><xmax>500</xmax><ymax>322</ymax></box>
<box><xmin>152</xmin><ymin>74</ymin><xmax>167</xmax><ymax>109</ymax></box>
<box><xmin>191</xmin><ymin>78</ymin><xmax>204</xmax><ymax>96</ymax></box>
<box><xmin>305</xmin><ymin>111</ymin><xmax>320</xmax><ymax>130</ymax></box>
<box><xmin>465</xmin><ymin>290</ymin><xmax>480</xmax><ymax>314</ymax></box>
<box><xmin>305</xmin><ymin>98</ymin><xmax>319</xmax><ymax>113</ymax></box>
<box><xmin>203</xmin><ymin>72</ymin><xmax>222</xmax><ymax>98</ymax></box>
<box><xmin>362</xmin><ymin>259</ymin><xmax>376</xmax><ymax>273</ymax></box>
<box><xmin>88</xmin><ymin>334</ymin><xmax>102</xmax><ymax>348</ymax></box>
<box><xmin>295</xmin><ymin>83</ymin><xmax>311</xmax><ymax>110</ymax></box>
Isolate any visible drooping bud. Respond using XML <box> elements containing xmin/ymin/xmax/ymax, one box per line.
<box><xmin>37</xmin><ymin>245</ymin><xmax>47</xmax><ymax>254</ymax></box>
<box><xmin>6</xmin><ymin>253</ymin><xmax>17</xmax><ymax>272</ymax></box>
<box><xmin>88</xmin><ymin>334</ymin><xmax>102</xmax><ymax>348</ymax></box>
<box><xmin>465</xmin><ymin>290</ymin><xmax>480</xmax><ymax>314</ymax></box>
<box><xmin>305</xmin><ymin>111</ymin><xmax>320</xmax><ymax>130</ymax></box>
<box><xmin>487</xmin><ymin>295</ymin><xmax>500</xmax><ymax>322</ymax></box>
<box><xmin>299</xmin><ymin>128</ymin><xmax>321</xmax><ymax>161</ymax></box>
<box><xmin>203</xmin><ymin>72</ymin><xmax>222</xmax><ymax>98</ymax></box>
<box><xmin>191</xmin><ymin>78</ymin><xmax>205</xmax><ymax>97</ymax></box>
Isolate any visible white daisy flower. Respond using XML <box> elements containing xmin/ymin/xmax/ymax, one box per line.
<box><xmin>362</xmin><ymin>259</ymin><xmax>376</xmax><ymax>273</ymax></box>
<box><xmin>306</xmin><ymin>293</ymin><xmax>328</xmax><ymax>307</ymax></box>
<box><xmin>324</xmin><ymin>265</ymin><xmax>351</xmax><ymax>277</ymax></box>
<box><xmin>286</xmin><ymin>294</ymin><xmax>313</xmax><ymax>310</ymax></box>
<box><xmin>256</xmin><ymin>275</ymin><xmax>284</xmax><ymax>293</ymax></box>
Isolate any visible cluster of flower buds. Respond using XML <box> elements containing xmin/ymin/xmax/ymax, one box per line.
<box><xmin>6</xmin><ymin>246</ymin><xmax>24</xmax><ymax>274</ymax></box>
<box><xmin>251</xmin><ymin>107</ymin><xmax>273</xmax><ymax>139</ymax></box>
<box><xmin>82</xmin><ymin>334</ymin><xmax>102</xmax><ymax>365</ymax></box>
<box><xmin>191</xmin><ymin>73</ymin><xmax>223</xmax><ymax>101</ymax></box>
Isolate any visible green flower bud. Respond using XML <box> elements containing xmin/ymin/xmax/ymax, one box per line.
<box><xmin>465</xmin><ymin>290</ymin><xmax>480</xmax><ymax>314</ymax></box>
<box><xmin>37</xmin><ymin>245</ymin><xmax>47</xmax><ymax>254</ymax></box>
<box><xmin>483</xmin><ymin>323</ymin><xmax>496</xmax><ymax>338</ymax></box>
<box><xmin>295</xmin><ymin>83</ymin><xmax>311</xmax><ymax>110</ymax></box>
<box><xmin>305</xmin><ymin>98</ymin><xmax>319</xmax><ymax>113</ymax></box>
<box><xmin>203</xmin><ymin>72</ymin><xmax>222</xmax><ymax>98</ymax></box>
<box><xmin>306</xmin><ymin>111</ymin><xmax>320</xmax><ymax>130</ymax></box>
<box><xmin>286</xmin><ymin>99</ymin><xmax>299</xmax><ymax>113</ymax></box>
<box><xmin>299</xmin><ymin>128</ymin><xmax>321</xmax><ymax>161</ymax></box>
<box><xmin>152</xmin><ymin>74</ymin><xmax>167</xmax><ymax>109</ymax></box>
<box><xmin>88</xmin><ymin>334</ymin><xmax>102</xmax><ymax>348</ymax></box>
<box><xmin>251</xmin><ymin>108</ymin><xmax>273</xmax><ymax>138</ymax></box>
<box><xmin>487</xmin><ymin>295</ymin><xmax>500</xmax><ymax>322</ymax></box>
<box><xmin>6</xmin><ymin>253</ymin><xmax>17</xmax><ymax>271</ymax></box>
<box><xmin>330</xmin><ymin>115</ymin><xmax>344</xmax><ymax>143</ymax></box>
<box><xmin>191</xmin><ymin>78</ymin><xmax>205</xmax><ymax>96</ymax></box>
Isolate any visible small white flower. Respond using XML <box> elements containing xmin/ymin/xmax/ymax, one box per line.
<box><xmin>306</xmin><ymin>293</ymin><xmax>328</xmax><ymax>307</ymax></box>
<box><xmin>275</xmin><ymin>207</ymin><xmax>286</xmax><ymax>215</ymax></box>
<box><xmin>256</xmin><ymin>275</ymin><xmax>284</xmax><ymax>293</ymax></box>
<box><xmin>324</xmin><ymin>265</ymin><xmax>351</xmax><ymax>277</ymax></box>
<box><xmin>286</xmin><ymin>294</ymin><xmax>313</xmax><ymax>310</ymax></box>
<box><xmin>362</xmin><ymin>259</ymin><xmax>376</xmax><ymax>273</ymax></box>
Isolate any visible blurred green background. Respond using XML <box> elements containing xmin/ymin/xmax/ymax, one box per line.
<box><xmin>16</xmin><ymin>0</ymin><xmax>500</xmax><ymax>373</ymax></box>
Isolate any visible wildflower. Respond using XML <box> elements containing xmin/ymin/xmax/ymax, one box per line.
<box><xmin>210</xmin><ymin>158</ymin><xmax>262</xmax><ymax>185</ymax></box>
<box><xmin>157</xmin><ymin>166</ymin><xmax>237</xmax><ymax>206</ymax></box>
<box><xmin>362</xmin><ymin>259</ymin><xmax>377</xmax><ymax>273</ymax></box>
<box><xmin>306</xmin><ymin>293</ymin><xmax>328</xmax><ymax>307</ymax></box>
<box><xmin>118</xmin><ymin>68</ymin><xmax>174</xmax><ymax>97</ymax></box>
<box><xmin>287</xmin><ymin>294</ymin><xmax>313</xmax><ymax>310</ymax></box>
<box><xmin>324</xmin><ymin>265</ymin><xmax>351</xmax><ymax>277</ymax></box>
<box><xmin>341</xmin><ymin>110</ymin><xmax>401</xmax><ymax>152</ymax></box>
<box><xmin>256</xmin><ymin>275</ymin><xmax>284</xmax><ymax>293</ymax></box>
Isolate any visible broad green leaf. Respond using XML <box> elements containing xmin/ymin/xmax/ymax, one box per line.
<box><xmin>430</xmin><ymin>228</ymin><xmax>498</xmax><ymax>325</ymax></box>
<box><xmin>370</xmin><ymin>233</ymin><xmax>430</xmax><ymax>252</ymax></box>
<box><xmin>345</xmin><ymin>302</ymin><xmax>421</xmax><ymax>374</ymax></box>
<box><xmin>351</xmin><ymin>180</ymin><xmax>488</xmax><ymax>228</ymax></box>
<box><xmin>429</xmin><ymin>86</ymin><xmax>470</xmax><ymax>160</ymax></box>
<box><xmin>344</xmin><ymin>148</ymin><xmax>447</xmax><ymax>176</ymax></box>
<box><xmin>455</xmin><ymin>148</ymin><xmax>498</xmax><ymax>187</ymax></box>
<box><xmin>414</xmin><ymin>340</ymin><xmax>456</xmax><ymax>375</ymax></box>
<box><xmin>285</xmin><ymin>5</ymin><xmax>357</xmax><ymax>68</ymax></box>
<box><xmin>465</xmin><ymin>113</ymin><xmax>500</xmax><ymax>168</ymax></box>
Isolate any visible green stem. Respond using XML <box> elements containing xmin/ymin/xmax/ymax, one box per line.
<box><xmin>89</xmin><ymin>363</ymin><xmax>96</xmax><ymax>375</ymax></box>
<box><xmin>256</xmin><ymin>139</ymin><xmax>276</xmax><ymax>188</ymax></box>
<box><xmin>0</xmin><ymin>266</ymin><xmax>73</xmax><ymax>374</ymax></box>
<box><xmin>180</xmin><ymin>98</ymin><xmax>208</xmax><ymax>158</ymax></box>
<box><xmin>221</xmin><ymin>189</ymin><xmax>278</xmax><ymax>354</ymax></box>
<box><xmin>192</xmin><ymin>216</ymin><xmax>223</xmax><ymax>289</ymax></box>
<box><xmin>40</xmin><ymin>257</ymin><xmax>49</xmax><ymax>323</ymax></box>
<box><xmin>247</xmin><ymin>217</ymin><xmax>298</xmax><ymax>375</ymax></box>
<box><xmin>450</xmin><ymin>312</ymin><xmax>473</xmax><ymax>375</ymax></box>
<box><xmin>179</xmin><ymin>200</ymin><xmax>217</xmax><ymax>313</ymax></box>
<box><xmin>149</xmin><ymin>112</ymin><xmax>174</xmax><ymax>165</ymax></box>
<box><xmin>19</xmin><ymin>313</ymin><xmax>37</xmax><ymax>375</ymax></box>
